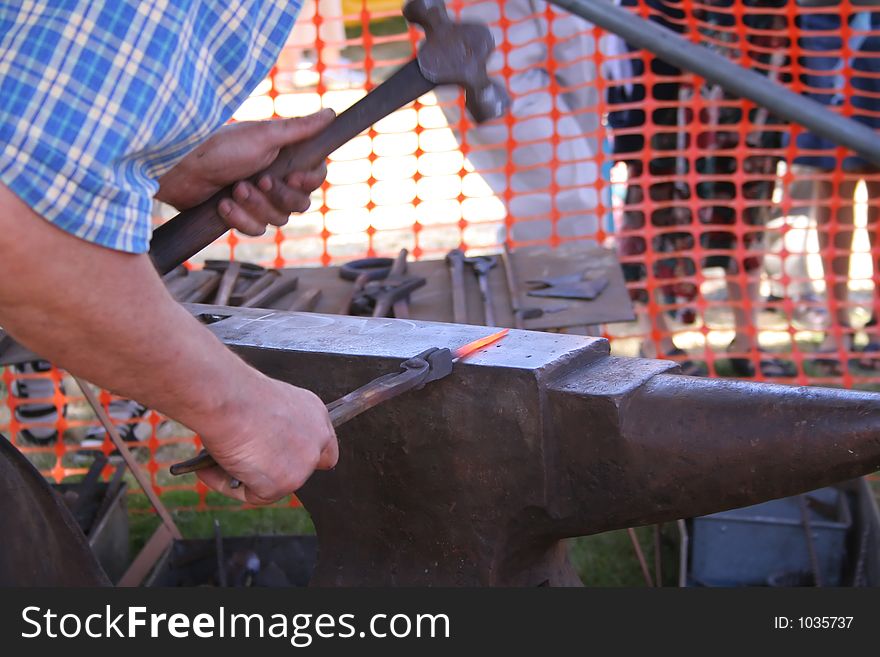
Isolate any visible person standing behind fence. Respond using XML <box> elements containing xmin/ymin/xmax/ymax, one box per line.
<box><xmin>439</xmin><ymin>0</ymin><xmax>602</xmax><ymax>245</ymax></box>
<box><xmin>606</xmin><ymin>0</ymin><xmax>792</xmax><ymax>377</ymax></box>
<box><xmin>787</xmin><ymin>3</ymin><xmax>880</xmax><ymax>376</ymax></box>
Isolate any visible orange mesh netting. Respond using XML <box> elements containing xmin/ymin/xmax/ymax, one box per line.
<box><xmin>2</xmin><ymin>0</ymin><xmax>879</xmax><ymax>513</ymax></box>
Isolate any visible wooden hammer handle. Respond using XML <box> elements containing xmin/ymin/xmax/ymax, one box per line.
<box><xmin>149</xmin><ymin>61</ymin><xmax>434</xmax><ymax>274</ymax></box>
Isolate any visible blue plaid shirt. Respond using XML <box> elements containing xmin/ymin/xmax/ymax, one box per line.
<box><xmin>0</xmin><ymin>1</ymin><xmax>300</xmax><ymax>253</ymax></box>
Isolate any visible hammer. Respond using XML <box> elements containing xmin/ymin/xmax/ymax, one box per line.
<box><xmin>149</xmin><ymin>0</ymin><xmax>509</xmax><ymax>274</ymax></box>
<box><xmin>446</xmin><ymin>250</ymin><xmax>498</xmax><ymax>326</ymax></box>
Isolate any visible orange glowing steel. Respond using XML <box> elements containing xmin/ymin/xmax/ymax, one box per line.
<box><xmin>453</xmin><ymin>329</ymin><xmax>510</xmax><ymax>361</ymax></box>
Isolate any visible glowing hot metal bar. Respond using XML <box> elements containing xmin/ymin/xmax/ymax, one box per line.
<box><xmin>454</xmin><ymin>328</ymin><xmax>509</xmax><ymax>361</ymax></box>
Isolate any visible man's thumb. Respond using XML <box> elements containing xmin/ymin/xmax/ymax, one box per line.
<box><xmin>265</xmin><ymin>108</ymin><xmax>336</xmax><ymax>147</ymax></box>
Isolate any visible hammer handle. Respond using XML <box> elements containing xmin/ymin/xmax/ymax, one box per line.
<box><xmin>149</xmin><ymin>60</ymin><xmax>435</xmax><ymax>274</ymax></box>
<box><xmin>169</xmin><ymin>360</ymin><xmax>429</xmax><ymax>476</ymax></box>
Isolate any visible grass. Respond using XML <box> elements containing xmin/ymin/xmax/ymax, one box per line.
<box><xmin>127</xmin><ymin>490</ymin><xmax>315</xmax><ymax>556</ymax></box>
<box><xmin>127</xmin><ymin>490</ymin><xmax>683</xmax><ymax>586</ymax></box>
<box><xmin>570</xmin><ymin>527</ymin><xmax>680</xmax><ymax>587</ymax></box>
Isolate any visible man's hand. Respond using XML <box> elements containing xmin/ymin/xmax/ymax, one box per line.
<box><xmin>0</xmin><ymin>184</ymin><xmax>338</xmax><ymax>505</ymax></box>
<box><xmin>194</xmin><ymin>375</ymin><xmax>339</xmax><ymax>505</ymax></box>
<box><xmin>156</xmin><ymin>109</ymin><xmax>335</xmax><ymax>236</ymax></box>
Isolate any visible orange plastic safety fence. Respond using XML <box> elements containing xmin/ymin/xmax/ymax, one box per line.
<box><xmin>2</xmin><ymin>0</ymin><xmax>879</xmax><ymax>514</ymax></box>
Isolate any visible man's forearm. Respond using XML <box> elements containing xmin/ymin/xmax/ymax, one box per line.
<box><xmin>0</xmin><ymin>184</ymin><xmax>261</xmax><ymax>440</ymax></box>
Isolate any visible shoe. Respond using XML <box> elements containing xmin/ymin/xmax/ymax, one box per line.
<box><xmin>808</xmin><ymin>355</ymin><xmax>843</xmax><ymax>377</ymax></box>
<box><xmin>665</xmin><ymin>348</ymin><xmax>708</xmax><ymax>377</ymax></box>
<box><xmin>724</xmin><ymin>341</ymin><xmax>798</xmax><ymax>378</ymax></box>
<box><xmin>10</xmin><ymin>360</ymin><xmax>65</xmax><ymax>445</ymax></box>
<box><xmin>807</xmin><ymin>334</ymin><xmax>880</xmax><ymax>376</ymax></box>
<box><xmin>847</xmin><ymin>339</ymin><xmax>880</xmax><ymax>373</ymax></box>
<box><xmin>727</xmin><ymin>355</ymin><xmax>798</xmax><ymax>378</ymax></box>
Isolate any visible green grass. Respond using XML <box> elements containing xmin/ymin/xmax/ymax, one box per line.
<box><xmin>128</xmin><ymin>490</ymin><xmax>683</xmax><ymax>586</ymax></box>
<box><xmin>569</xmin><ymin>526</ymin><xmax>680</xmax><ymax>587</ymax></box>
<box><xmin>127</xmin><ymin>491</ymin><xmax>315</xmax><ymax>556</ymax></box>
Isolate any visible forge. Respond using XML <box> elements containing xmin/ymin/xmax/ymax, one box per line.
<box><xmin>190</xmin><ymin>305</ymin><xmax>880</xmax><ymax>586</ymax></box>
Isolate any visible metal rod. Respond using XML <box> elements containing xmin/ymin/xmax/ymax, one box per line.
<box><xmin>653</xmin><ymin>523</ymin><xmax>663</xmax><ymax>587</ymax></box>
<box><xmin>798</xmin><ymin>494</ymin><xmax>823</xmax><ymax>587</ymax></box>
<box><xmin>548</xmin><ymin>0</ymin><xmax>880</xmax><ymax>166</ymax></box>
<box><xmin>676</xmin><ymin>519</ymin><xmax>689</xmax><ymax>588</ymax></box>
<box><xmin>76</xmin><ymin>377</ymin><xmax>182</xmax><ymax>540</ymax></box>
<box><xmin>627</xmin><ymin>527</ymin><xmax>654</xmax><ymax>587</ymax></box>
<box><xmin>214</xmin><ymin>519</ymin><xmax>228</xmax><ymax>588</ymax></box>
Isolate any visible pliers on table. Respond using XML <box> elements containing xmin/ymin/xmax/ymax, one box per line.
<box><xmin>343</xmin><ymin>249</ymin><xmax>426</xmax><ymax>318</ymax></box>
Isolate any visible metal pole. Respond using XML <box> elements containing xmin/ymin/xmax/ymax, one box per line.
<box><xmin>547</xmin><ymin>0</ymin><xmax>880</xmax><ymax>166</ymax></box>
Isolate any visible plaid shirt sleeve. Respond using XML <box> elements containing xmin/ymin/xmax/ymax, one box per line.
<box><xmin>0</xmin><ymin>1</ymin><xmax>300</xmax><ymax>253</ymax></box>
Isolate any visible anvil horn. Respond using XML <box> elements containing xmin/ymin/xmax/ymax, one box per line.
<box><xmin>550</xmin><ymin>368</ymin><xmax>880</xmax><ymax>539</ymax></box>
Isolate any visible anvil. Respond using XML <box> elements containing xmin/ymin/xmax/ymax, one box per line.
<box><xmin>190</xmin><ymin>305</ymin><xmax>880</xmax><ymax>586</ymax></box>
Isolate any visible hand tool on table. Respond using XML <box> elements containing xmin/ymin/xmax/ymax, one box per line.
<box><xmin>445</xmin><ymin>249</ymin><xmax>469</xmax><ymax>324</ymax></box>
<box><xmin>462</xmin><ymin>254</ymin><xmax>498</xmax><ymax>326</ymax></box>
<box><xmin>163</xmin><ymin>268</ymin><xmax>198</xmax><ymax>300</ymax></box>
<box><xmin>240</xmin><ymin>270</ymin><xmax>299</xmax><ymax>309</ymax></box>
<box><xmin>204</xmin><ymin>260</ymin><xmax>268</xmax><ymax>306</ymax></box>
<box><xmin>500</xmin><ymin>245</ymin><xmax>524</xmax><ymax>329</ymax></box>
<box><xmin>344</xmin><ymin>250</ymin><xmax>426</xmax><ymax>318</ymax></box>
<box><xmin>230</xmin><ymin>269</ymin><xmax>278</xmax><ymax>305</ymax></box>
<box><xmin>287</xmin><ymin>288</ymin><xmax>323</xmax><ymax>312</ymax></box>
<box><xmin>168</xmin><ymin>328</ymin><xmax>510</xmax><ymax>481</ymax></box>
<box><xmin>526</xmin><ymin>271</ymin><xmax>609</xmax><ymax>301</ymax></box>
<box><xmin>212</xmin><ymin>262</ymin><xmax>241</xmax><ymax>305</ymax></box>
<box><xmin>147</xmin><ymin>0</ymin><xmax>509</xmax><ymax>275</ymax></box>
<box><xmin>162</xmin><ymin>265</ymin><xmax>187</xmax><ymax>284</ymax></box>
<box><xmin>500</xmin><ymin>245</ymin><xmax>568</xmax><ymax>327</ymax></box>
<box><xmin>183</xmin><ymin>271</ymin><xmax>222</xmax><ymax>303</ymax></box>
<box><xmin>337</xmin><ymin>257</ymin><xmax>392</xmax><ymax>315</ymax></box>
<box><xmin>339</xmin><ymin>257</ymin><xmax>395</xmax><ymax>283</ymax></box>
<box><xmin>164</xmin><ymin>268</ymin><xmax>222</xmax><ymax>303</ymax></box>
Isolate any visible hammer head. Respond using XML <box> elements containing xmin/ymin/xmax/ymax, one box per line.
<box><xmin>403</xmin><ymin>0</ymin><xmax>510</xmax><ymax>123</ymax></box>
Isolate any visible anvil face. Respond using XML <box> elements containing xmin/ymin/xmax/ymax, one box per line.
<box><xmin>191</xmin><ymin>305</ymin><xmax>880</xmax><ymax>587</ymax></box>
<box><xmin>193</xmin><ymin>305</ymin><xmax>608</xmax><ymax>372</ymax></box>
